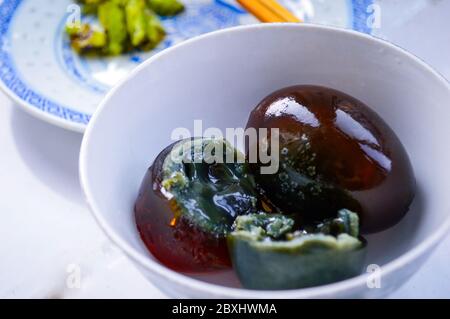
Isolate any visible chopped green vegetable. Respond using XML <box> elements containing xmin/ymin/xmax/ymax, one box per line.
<box><xmin>228</xmin><ymin>210</ymin><xmax>366</xmax><ymax>290</ymax></box>
<box><xmin>76</xmin><ymin>0</ymin><xmax>102</xmax><ymax>14</ymax></box>
<box><xmin>67</xmin><ymin>0</ymin><xmax>183</xmax><ymax>56</ymax></box>
<box><xmin>98</xmin><ymin>1</ymin><xmax>127</xmax><ymax>55</ymax></box>
<box><xmin>143</xmin><ymin>10</ymin><xmax>166</xmax><ymax>50</ymax></box>
<box><xmin>147</xmin><ymin>0</ymin><xmax>185</xmax><ymax>16</ymax></box>
<box><xmin>125</xmin><ymin>0</ymin><xmax>148</xmax><ymax>46</ymax></box>
<box><xmin>65</xmin><ymin>22</ymin><xmax>83</xmax><ymax>36</ymax></box>
<box><xmin>77</xmin><ymin>0</ymin><xmax>104</xmax><ymax>4</ymax></box>
<box><xmin>66</xmin><ymin>23</ymin><xmax>107</xmax><ymax>53</ymax></box>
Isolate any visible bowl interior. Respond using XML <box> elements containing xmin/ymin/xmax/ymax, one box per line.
<box><xmin>81</xmin><ymin>24</ymin><xmax>450</xmax><ymax>292</ymax></box>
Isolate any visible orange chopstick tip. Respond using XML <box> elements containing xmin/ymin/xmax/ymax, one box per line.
<box><xmin>237</xmin><ymin>0</ymin><xmax>302</xmax><ymax>23</ymax></box>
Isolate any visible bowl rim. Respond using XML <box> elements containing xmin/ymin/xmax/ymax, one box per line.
<box><xmin>79</xmin><ymin>23</ymin><xmax>450</xmax><ymax>298</ymax></box>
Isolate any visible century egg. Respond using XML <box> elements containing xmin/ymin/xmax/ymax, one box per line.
<box><xmin>228</xmin><ymin>209</ymin><xmax>366</xmax><ymax>290</ymax></box>
<box><xmin>134</xmin><ymin>137</ymin><xmax>260</xmax><ymax>272</ymax></box>
<box><xmin>246</xmin><ymin>85</ymin><xmax>415</xmax><ymax>233</ymax></box>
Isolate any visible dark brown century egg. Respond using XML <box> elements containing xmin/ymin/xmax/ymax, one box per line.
<box><xmin>246</xmin><ymin>85</ymin><xmax>415</xmax><ymax>233</ymax></box>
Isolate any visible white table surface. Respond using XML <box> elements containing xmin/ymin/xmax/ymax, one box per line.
<box><xmin>1</xmin><ymin>1</ymin><xmax>450</xmax><ymax>298</ymax></box>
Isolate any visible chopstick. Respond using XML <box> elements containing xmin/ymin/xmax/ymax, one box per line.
<box><xmin>237</xmin><ymin>0</ymin><xmax>302</xmax><ymax>23</ymax></box>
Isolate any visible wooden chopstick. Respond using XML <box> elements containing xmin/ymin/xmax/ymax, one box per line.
<box><xmin>237</xmin><ymin>0</ymin><xmax>302</xmax><ymax>23</ymax></box>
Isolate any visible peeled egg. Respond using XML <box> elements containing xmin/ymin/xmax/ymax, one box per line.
<box><xmin>246</xmin><ymin>85</ymin><xmax>415</xmax><ymax>233</ymax></box>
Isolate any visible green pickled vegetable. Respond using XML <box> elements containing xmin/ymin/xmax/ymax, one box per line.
<box><xmin>67</xmin><ymin>0</ymin><xmax>182</xmax><ymax>56</ymax></box>
<box><xmin>65</xmin><ymin>23</ymin><xmax>107</xmax><ymax>53</ymax></box>
<box><xmin>77</xmin><ymin>0</ymin><xmax>103</xmax><ymax>14</ymax></box>
<box><xmin>147</xmin><ymin>0</ymin><xmax>185</xmax><ymax>16</ymax></box>
<box><xmin>143</xmin><ymin>10</ymin><xmax>166</xmax><ymax>50</ymax></box>
<box><xmin>98</xmin><ymin>1</ymin><xmax>127</xmax><ymax>55</ymax></box>
<box><xmin>77</xmin><ymin>0</ymin><xmax>104</xmax><ymax>4</ymax></box>
<box><xmin>125</xmin><ymin>0</ymin><xmax>148</xmax><ymax>46</ymax></box>
<box><xmin>228</xmin><ymin>210</ymin><xmax>366</xmax><ymax>290</ymax></box>
<box><xmin>81</xmin><ymin>4</ymin><xmax>99</xmax><ymax>15</ymax></box>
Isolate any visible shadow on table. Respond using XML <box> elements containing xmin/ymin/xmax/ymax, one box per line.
<box><xmin>11</xmin><ymin>108</ymin><xmax>84</xmax><ymax>205</ymax></box>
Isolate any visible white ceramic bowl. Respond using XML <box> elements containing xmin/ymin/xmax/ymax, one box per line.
<box><xmin>80</xmin><ymin>24</ymin><xmax>450</xmax><ymax>298</ymax></box>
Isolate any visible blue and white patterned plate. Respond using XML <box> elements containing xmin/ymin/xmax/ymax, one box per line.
<box><xmin>0</xmin><ymin>0</ymin><xmax>373</xmax><ymax>132</ymax></box>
